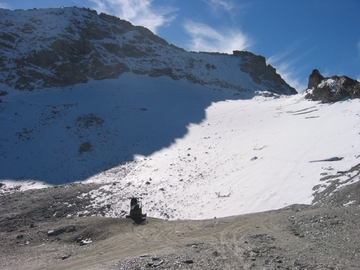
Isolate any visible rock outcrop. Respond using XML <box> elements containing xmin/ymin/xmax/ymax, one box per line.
<box><xmin>307</xmin><ymin>69</ymin><xmax>324</xmax><ymax>89</ymax></box>
<box><xmin>305</xmin><ymin>69</ymin><xmax>360</xmax><ymax>103</ymax></box>
<box><xmin>235</xmin><ymin>51</ymin><xmax>296</xmax><ymax>95</ymax></box>
<box><xmin>0</xmin><ymin>7</ymin><xmax>296</xmax><ymax>95</ymax></box>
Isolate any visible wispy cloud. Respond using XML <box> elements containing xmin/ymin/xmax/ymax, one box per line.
<box><xmin>267</xmin><ymin>48</ymin><xmax>295</xmax><ymax>66</ymax></box>
<box><xmin>205</xmin><ymin>0</ymin><xmax>235</xmax><ymax>13</ymax></box>
<box><xmin>0</xmin><ymin>2</ymin><xmax>8</xmax><ymax>8</ymax></box>
<box><xmin>357</xmin><ymin>40</ymin><xmax>360</xmax><ymax>58</ymax></box>
<box><xmin>204</xmin><ymin>0</ymin><xmax>249</xmax><ymax>15</ymax></box>
<box><xmin>270</xmin><ymin>60</ymin><xmax>306</xmax><ymax>92</ymax></box>
<box><xmin>202</xmin><ymin>0</ymin><xmax>251</xmax><ymax>21</ymax></box>
<box><xmin>183</xmin><ymin>20</ymin><xmax>250</xmax><ymax>54</ymax></box>
<box><xmin>183</xmin><ymin>0</ymin><xmax>250</xmax><ymax>53</ymax></box>
<box><xmin>89</xmin><ymin>0</ymin><xmax>176</xmax><ymax>33</ymax></box>
<box><xmin>267</xmin><ymin>45</ymin><xmax>315</xmax><ymax>92</ymax></box>
<box><xmin>267</xmin><ymin>54</ymin><xmax>305</xmax><ymax>91</ymax></box>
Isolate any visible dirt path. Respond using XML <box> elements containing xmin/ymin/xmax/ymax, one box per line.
<box><xmin>1</xmin><ymin>205</ymin><xmax>360</xmax><ymax>269</ymax></box>
<box><xmin>1</xmin><ymin>183</ymin><xmax>360</xmax><ymax>269</ymax></box>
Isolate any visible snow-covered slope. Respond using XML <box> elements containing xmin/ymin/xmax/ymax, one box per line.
<box><xmin>1</xmin><ymin>74</ymin><xmax>233</xmax><ymax>184</ymax></box>
<box><xmin>1</xmin><ymin>74</ymin><xmax>359</xmax><ymax>220</ymax></box>
<box><xmin>1</xmin><ymin>7</ymin><xmax>359</xmax><ymax>221</ymax></box>
<box><xmin>81</xmin><ymin>83</ymin><xmax>360</xmax><ymax>220</ymax></box>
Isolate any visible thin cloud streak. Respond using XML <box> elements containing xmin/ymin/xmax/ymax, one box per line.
<box><xmin>0</xmin><ymin>2</ymin><xmax>8</xmax><ymax>8</ymax></box>
<box><xmin>183</xmin><ymin>20</ymin><xmax>250</xmax><ymax>54</ymax></box>
<box><xmin>267</xmin><ymin>55</ymin><xmax>307</xmax><ymax>92</ymax></box>
<box><xmin>205</xmin><ymin>0</ymin><xmax>235</xmax><ymax>13</ymax></box>
<box><xmin>267</xmin><ymin>49</ymin><xmax>295</xmax><ymax>66</ymax></box>
<box><xmin>90</xmin><ymin>0</ymin><xmax>176</xmax><ymax>33</ymax></box>
<box><xmin>272</xmin><ymin>61</ymin><xmax>306</xmax><ymax>92</ymax></box>
<box><xmin>267</xmin><ymin>46</ymin><xmax>315</xmax><ymax>92</ymax></box>
<box><xmin>203</xmin><ymin>0</ymin><xmax>250</xmax><ymax>21</ymax></box>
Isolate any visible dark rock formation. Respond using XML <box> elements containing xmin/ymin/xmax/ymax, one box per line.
<box><xmin>307</xmin><ymin>69</ymin><xmax>324</xmax><ymax>89</ymax></box>
<box><xmin>0</xmin><ymin>7</ymin><xmax>177</xmax><ymax>90</ymax></box>
<box><xmin>235</xmin><ymin>51</ymin><xmax>297</xmax><ymax>95</ymax></box>
<box><xmin>305</xmin><ymin>69</ymin><xmax>360</xmax><ymax>103</ymax></box>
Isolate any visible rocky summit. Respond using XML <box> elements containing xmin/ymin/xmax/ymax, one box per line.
<box><xmin>305</xmin><ymin>69</ymin><xmax>360</xmax><ymax>103</ymax></box>
<box><xmin>0</xmin><ymin>7</ymin><xmax>296</xmax><ymax>95</ymax></box>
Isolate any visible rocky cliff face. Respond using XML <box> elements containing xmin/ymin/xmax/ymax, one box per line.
<box><xmin>0</xmin><ymin>7</ymin><xmax>296</xmax><ymax>95</ymax></box>
<box><xmin>305</xmin><ymin>69</ymin><xmax>360</xmax><ymax>103</ymax></box>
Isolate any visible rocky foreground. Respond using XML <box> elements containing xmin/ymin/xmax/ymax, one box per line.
<box><xmin>1</xmin><ymin>178</ymin><xmax>359</xmax><ymax>270</ymax></box>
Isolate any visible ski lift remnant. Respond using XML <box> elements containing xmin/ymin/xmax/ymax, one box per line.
<box><xmin>126</xmin><ymin>197</ymin><xmax>147</xmax><ymax>223</ymax></box>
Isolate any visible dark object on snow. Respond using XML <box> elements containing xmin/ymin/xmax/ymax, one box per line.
<box><xmin>309</xmin><ymin>157</ymin><xmax>343</xmax><ymax>163</ymax></box>
<box><xmin>126</xmin><ymin>197</ymin><xmax>147</xmax><ymax>222</ymax></box>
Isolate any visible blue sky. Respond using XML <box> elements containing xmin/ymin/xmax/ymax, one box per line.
<box><xmin>1</xmin><ymin>0</ymin><xmax>359</xmax><ymax>91</ymax></box>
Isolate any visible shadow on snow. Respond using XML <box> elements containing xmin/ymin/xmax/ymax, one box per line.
<box><xmin>0</xmin><ymin>74</ymin><xmax>256</xmax><ymax>185</ymax></box>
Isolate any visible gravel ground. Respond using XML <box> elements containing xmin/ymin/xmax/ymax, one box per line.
<box><xmin>0</xmin><ymin>174</ymin><xmax>359</xmax><ymax>270</ymax></box>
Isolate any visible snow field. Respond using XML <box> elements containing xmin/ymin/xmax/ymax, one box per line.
<box><xmin>1</xmin><ymin>74</ymin><xmax>359</xmax><ymax>220</ymax></box>
<box><xmin>84</xmin><ymin>90</ymin><xmax>360</xmax><ymax>220</ymax></box>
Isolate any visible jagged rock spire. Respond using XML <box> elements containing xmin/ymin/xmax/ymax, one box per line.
<box><xmin>308</xmin><ymin>69</ymin><xmax>324</xmax><ymax>89</ymax></box>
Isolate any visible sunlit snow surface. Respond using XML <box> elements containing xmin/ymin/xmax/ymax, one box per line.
<box><xmin>84</xmin><ymin>91</ymin><xmax>360</xmax><ymax>220</ymax></box>
<box><xmin>1</xmin><ymin>74</ymin><xmax>359</xmax><ymax>220</ymax></box>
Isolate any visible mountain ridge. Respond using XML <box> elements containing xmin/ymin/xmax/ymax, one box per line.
<box><xmin>0</xmin><ymin>6</ymin><xmax>296</xmax><ymax>95</ymax></box>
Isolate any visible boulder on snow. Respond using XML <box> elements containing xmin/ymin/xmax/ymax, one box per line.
<box><xmin>305</xmin><ymin>69</ymin><xmax>360</xmax><ymax>103</ymax></box>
